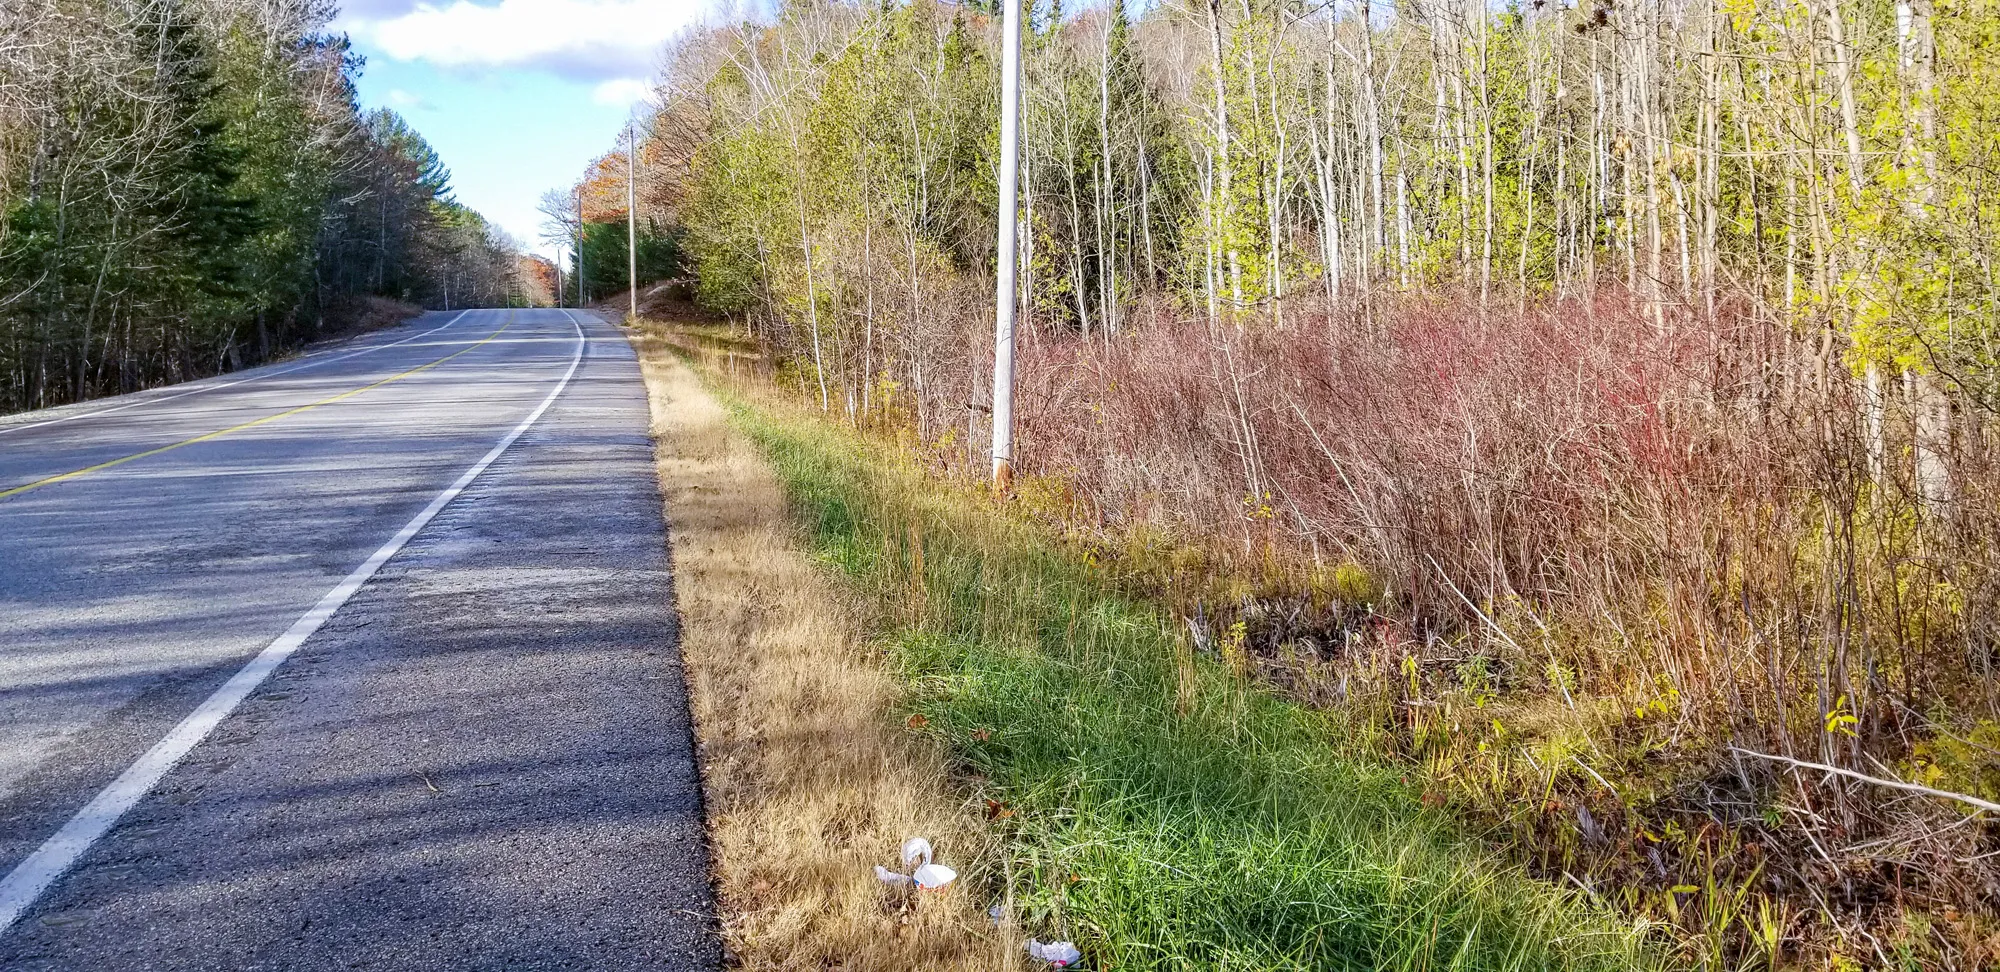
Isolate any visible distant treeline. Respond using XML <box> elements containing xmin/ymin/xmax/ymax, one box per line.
<box><xmin>537</xmin><ymin>153</ymin><xmax>682</xmax><ymax>309</ymax></box>
<box><xmin>0</xmin><ymin>0</ymin><xmax>527</xmax><ymax>413</ymax></box>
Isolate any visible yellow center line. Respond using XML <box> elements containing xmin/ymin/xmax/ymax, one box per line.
<box><xmin>0</xmin><ymin>312</ymin><xmax>516</xmax><ymax>501</ymax></box>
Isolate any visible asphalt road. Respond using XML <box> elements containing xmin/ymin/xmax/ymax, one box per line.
<box><xmin>0</xmin><ymin>308</ymin><xmax>717</xmax><ymax>970</ymax></box>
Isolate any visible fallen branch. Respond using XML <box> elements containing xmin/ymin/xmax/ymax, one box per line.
<box><xmin>1730</xmin><ymin>747</ymin><xmax>2000</xmax><ymax>816</ymax></box>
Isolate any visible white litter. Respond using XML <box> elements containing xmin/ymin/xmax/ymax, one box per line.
<box><xmin>1026</xmin><ymin>940</ymin><xmax>1083</xmax><ymax>967</ymax></box>
<box><xmin>874</xmin><ymin>837</ymin><xmax>957</xmax><ymax>891</ymax></box>
<box><xmin>912</xmin><ymin>863</ymin><xmax>956</xmax><ymax>889</ymax></box>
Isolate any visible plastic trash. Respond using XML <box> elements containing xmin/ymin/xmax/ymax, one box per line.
<box><xmin>875</xmin><ymin>837</ymin><xmax>956</xmax><ymax>891</ymax></box>
<box><xmin>911</xmin><ymin>863</ymin><xmax>956</xmax><ymax>890</ymax></box>
<box><xmin>1026</xmin><ymin>940</ymin><xmax>1083</xmax><ymax>967</ymax></box>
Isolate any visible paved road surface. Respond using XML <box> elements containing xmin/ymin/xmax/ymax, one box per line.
<box><xmin>0</xmin><ymin>308</ymin><xmax>716</xmax><ymax>970</ymax></box>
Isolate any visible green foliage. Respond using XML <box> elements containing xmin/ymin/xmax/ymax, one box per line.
<box><xmin>679</xmin><ymin>0</ymin><xmax>1003</xmax><ymax>377</ymax></box>
<box><xmin>576</xmin><ymin>219</ymin><xmax>681</xmax><ymax>304</ymax></box>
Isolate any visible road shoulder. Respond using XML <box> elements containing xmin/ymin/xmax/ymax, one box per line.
<box><xmin>631</xmin><ymin>321</ymin><xmax>1018</xmax><ymax>971</ymax></box>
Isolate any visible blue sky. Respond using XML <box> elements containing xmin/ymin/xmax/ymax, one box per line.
<box><xmin>333</xmin><ymin>0</ymin><xmax>725</xmax><ymax>258</ymax></box>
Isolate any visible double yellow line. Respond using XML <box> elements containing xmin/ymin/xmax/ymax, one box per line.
<box><xmin>0</xmin><ymin>312</ymin><xmax>514</xmax><ymax>501</ymax></box>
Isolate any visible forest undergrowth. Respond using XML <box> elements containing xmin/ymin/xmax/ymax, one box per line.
<box><xmin>652</xmin><ymin>316</ymin><xmax>1669</xmax><ymax>971</ymax></box>
<box><xmin>654</xmin><ymin>292</ymin><xmax>2000</xmax><ymax>970</ymax></box>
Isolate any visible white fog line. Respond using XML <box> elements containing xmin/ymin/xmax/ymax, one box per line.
<box><xmin>0</xmin><ymin>311</ymin><xmax>587</xmax><ymax>936</ymax></box>
<box><xmin>0</xmin><ymin>310</ymin><xmax>477</xmax><ymax>438</ymax></box>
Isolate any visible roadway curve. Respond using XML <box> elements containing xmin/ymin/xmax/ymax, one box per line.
<box><xmin>0</xmin><ymin>308</ymin><xmax>715</xmax><ymax>970</ymax></box>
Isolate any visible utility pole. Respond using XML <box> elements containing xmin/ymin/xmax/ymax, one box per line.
<box><xmin>627</xmin><ymin>121</ymin><xmax>639</xmax><ymax>323</ymax></box>
<box><xmin>989</xmin><ymin>0</ymin><xmax>1022</xmax><ymax>492</ymax></box>
<box><xmin>576</xmin><ymin>186</ymin><xmax>587</xmax><ymax>307</ymax></box>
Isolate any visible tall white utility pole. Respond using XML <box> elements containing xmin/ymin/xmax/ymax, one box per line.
<box><xmin>989</xmin><ymin>0</ymin><xmax>1023</xmax><ymax>491</ymax></box>
<box><xmin>627</xmin><ymin>121</ymin><xmax>639</xmax><ymax>322</ymax></box>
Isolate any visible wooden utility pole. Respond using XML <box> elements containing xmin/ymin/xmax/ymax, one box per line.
<box><xmin>990</xmin><ymin>0</ymin><xmax>1022</xmax><ymax>491</ymax></box>
<box><xmin>576</xmin><ymin>186</ymin><xmax>587</xmax><ymax>306</ymax></box>
<box><xmin>627</xmin><ymin>121</ymin><xmax>639</xmax><ymax>323</ymax></box>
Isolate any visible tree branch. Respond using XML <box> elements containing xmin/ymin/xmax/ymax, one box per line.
<box><xmin>1730</xmin><ymin>747</ymin><xmax>2000</xmax><ymax>816</ymax></box>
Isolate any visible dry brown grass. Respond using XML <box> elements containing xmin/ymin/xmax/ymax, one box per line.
<box><xmin>631</xmin><ymin>322</ymin><xmax>1022</xmax><ymax>971</ymax></box>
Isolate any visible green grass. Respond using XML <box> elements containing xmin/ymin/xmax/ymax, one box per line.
<box><xmin>727</xmin><ymin>397</ymin><xmax>1667</xmax><ymax>972</ymax></box>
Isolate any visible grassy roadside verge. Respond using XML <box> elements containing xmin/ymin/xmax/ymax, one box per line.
<box><xmin>631</xmin><ymin>330</ymin><xmax>1021</xmax><ymax>970</ymax></box>
<box><xmin>644</xmin><ymin>319</ymin><xmax>1668</xmax><ymax>970</ymax></box>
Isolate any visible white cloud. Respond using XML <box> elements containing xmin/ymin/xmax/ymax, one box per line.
<box><xmin>338</xmin><ymin>0</ymin><xmax>425</xmax><ymax>19</ymax></box>
<box><xmin>385</xmin><ymin>88</ymin><xmax>429</xmax><ymax>110</ymax></box>
<box><xmin>343</xmin><ymin>0</ymin><xmax>710</xmax><ymax>81</ymax></box>
<box><xmin>590</xmin><ymin>78</ymin><xmax>651</xmax><ymax>107</ymax></box>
